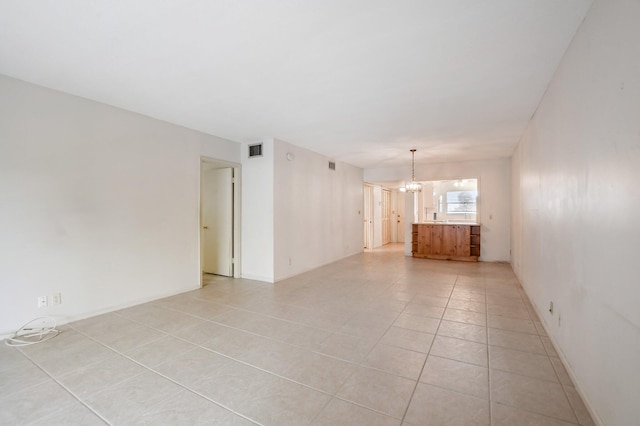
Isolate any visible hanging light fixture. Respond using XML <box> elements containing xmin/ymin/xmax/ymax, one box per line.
<box><xmin>401</xmin><ymin>149</ymin><xmax>422</xmax><ymax>193</ymax></box>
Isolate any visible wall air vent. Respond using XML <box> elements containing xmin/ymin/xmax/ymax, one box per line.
<box><xmin>328</xmin><ymin>161</ymin><xmax>336</xmax><ymax>170</ymax></box>
<box><xmin>248</xmin><ymin>143</ymin><xmax>263</xmax><ymax>158</ymax></box>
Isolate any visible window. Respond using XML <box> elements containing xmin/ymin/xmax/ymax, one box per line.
<box><xmin>446</xmin><ymin>190</ymin><xmax>477</xmax><ymax>215</ymax></box>
<box><xmin>413</xmin><ymin>178</ymin><xmax>478</xmax><ymax>222</ymax></box>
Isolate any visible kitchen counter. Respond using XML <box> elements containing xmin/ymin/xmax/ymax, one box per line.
<box><xmin>412</xmin><ymin>222</ymin><xmax>481</xmax><ymax>261</ymax></box>
<box><xmin>416</xmin><ymin>221</ymin><xmax>481</xmax><ymax>226</ymax></box>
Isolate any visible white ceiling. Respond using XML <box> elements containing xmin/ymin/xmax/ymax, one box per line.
<box><xmin>0</xmin><ymin>0</ymin><xmax>592</xmax><ymax>169</ymax></box>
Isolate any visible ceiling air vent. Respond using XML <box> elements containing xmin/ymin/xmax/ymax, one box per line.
<box><xmin>248</xmin><ymin>143</ymin><xmax>263</xmax><ymax>158</ymax></box>
<box><xmin>328</xmin><ymin>161</ymin><xmax>336</xmax><ymax>170</ymax></box>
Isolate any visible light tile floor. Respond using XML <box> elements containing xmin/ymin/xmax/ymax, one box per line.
<box><xmin>1</xmin><ymin>244</ymin><xmax>595</xmax><ymax>425</ymax></box>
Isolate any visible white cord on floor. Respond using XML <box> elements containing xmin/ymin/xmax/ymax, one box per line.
<box><xmin>4</xmin><ymin>317</ymin><xmax>60</xmax><ymax>347</ymax></box>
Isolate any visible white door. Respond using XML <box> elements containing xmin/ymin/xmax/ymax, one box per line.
<box><xmin>396</xmin><ymin>191</ymin><xmax>405</xmax><ymax>243</ymax></box>
<box><xmin>363</xmin><ymin>185</ymin><xmax>373</xmax><ymax>249</ymax></box>
<box><xmin>201</xmin><ymin>167</ymin><xmax>233</xmax><ymax>276</ymax></box>
<box><xmin>382</xmin><ymin>189</ymin><xmax>392</xmax><ymax>245</ymax></box>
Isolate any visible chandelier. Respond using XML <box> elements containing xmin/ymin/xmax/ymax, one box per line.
<box><xmin>401</xmin><ymin>149</ymin><xmax>422</xmax><ymax>193</ymax></box>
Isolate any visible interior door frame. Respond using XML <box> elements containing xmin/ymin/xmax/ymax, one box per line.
<box><xmin>382</xmin><ymin>188</ymin><xmax>392</xmax><ymax>245</ymax></box>
<box><xmin>200</xmin><ymin>157</ymin><xmax>241</xmax><ymax>285</ymax></box>
<box><xmin>363</xmin><ymin>184</ymin><xmax>374</xmax><ymax>249</ymax></box>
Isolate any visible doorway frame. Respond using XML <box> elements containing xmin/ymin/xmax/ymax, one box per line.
<box><xmin>200</xmin><ymin>156</ymin><xmax>242</xmax><ymax>286</ymax></box>
<box><xmin>382</xmin><ymin>188</ymin><xmax>392</xmax><ymax>245</ymax></box>
<box><xmin>363</xmin><ymin>184</ymin><xmax>374</xmax><ymax>249</ymax></box>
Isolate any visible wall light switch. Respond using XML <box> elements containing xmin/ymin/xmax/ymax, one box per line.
<box><xmin>51</xmin><ymin>293</ymin><xmax>62</xmax><ymax>305</ymax></box>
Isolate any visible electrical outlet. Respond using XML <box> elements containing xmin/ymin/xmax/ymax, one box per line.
<box><xmin>549</xmin><ymin>301</ymin><xmax>554</xmax><ymax>315</ymax></box>
<box><xmin>37</xmin><ymin>296</ymin><xmax>48</xmax><ymax>308</ymax></box>
<box><xmin>288</xmin><ymin>257</ymin><xmax>292</xmax><ymax>266</ymax></box>
<box><xmin>51</xmin><ymin>293</ymin><xmax>62</xmax><ymax>305</ymax></box>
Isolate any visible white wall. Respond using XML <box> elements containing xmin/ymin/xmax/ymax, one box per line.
<box><xmin>274</xmin><ymin>139</ymin><xmax>363</xmax><ymax>281</ymax></box>
<box><xmin>404</xmin><ymin>192</ymin><xmax>417</xmax><ymax>256</ymax></box>
<box><xmin>240</xmin><ymin>139</ymin><xmax>275</xmax><ymax>282</ymax></box>
<box><xmin>0</xmin><ymin>75</ymin><xmax>241</xmax><ymax>336</ymax></box>
<box><xmin>200</xmin><ymin>137</ymin><xmax>243</xmax><ymax>165</ymax></box>
<box><xmin>511</xmin><ymin>0</ymin><xmax>640</xmax><ymax>423</ymax></box>
<box><xmin>365</xmin><ymin>158</ymin><xmax>511</xmax><ymax>261</ymax></box>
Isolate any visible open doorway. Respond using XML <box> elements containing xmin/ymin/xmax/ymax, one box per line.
<box><xmin>200</xmin><ymin>159</ymin><xmax>237</xmax><ymax>282</ymax></box>
<box><xmin>365</xmin><ymin>184</ymin><xmax>403</xmax><ymax>249</ymax></box>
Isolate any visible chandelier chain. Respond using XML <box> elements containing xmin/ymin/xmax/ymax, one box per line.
<box><xmin>403</xmin><ymin>149</ymin><xmax>422</xmax><ymax>193</ymax></box>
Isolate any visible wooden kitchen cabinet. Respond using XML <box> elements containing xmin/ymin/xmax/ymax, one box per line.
<box><xmin>411</xmin><ymin>226</ymin><xmax>419</xmax><ymax>254</ymax></box>
<box><xmin>470</xmin><ymin>225</ymin><xmax>481</xmax><ymax>257</ymax></box>
<box><xmin>455</xmin><ymin>225</ymin><xmax>471</xmax><ymax>257</ymax></box>
<box><xmin>411</xmin><ymin>223</ymin><xmax>480</xmax><ymax>262</ymax></box>
<box><xmin>417</xmin><ymin>224</ymin><xmax>432</xmax><ymax>255</ymax></box>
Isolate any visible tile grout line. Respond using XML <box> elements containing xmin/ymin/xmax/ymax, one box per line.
<box><xmin>7</xmin><ymin>251</ymin><xmax>593</xmax><ymax>425</ymax></box>
<box><xmin>66</xmin><ymin>325</ymin><xmax>263</xmax><ymax>425</ymax></box>
<box><xmin>488</xmin><ymin>280</ymin><xmax>583</xmax><ymax>425</ymax></box>
<box><xmin>94</xmin><ymin>300</ymin><xmax>452</xmax><ymax>423</ymax></box>
<box><xmin>327</xmin><ymin>279</ymin><xmax>414</xmax><ymax>420</ymax></box>
<box><xmin>485</xmin><ymin>276</ymin><xmax>493</xmax><ymax>426</ymax></box>
<box><xmin>17</xmin><ymin>344</ymin><xmax>115</xmax><ymax>426</ymax></box>
<box><xmin>399</xmin><ymin>274</ymin><xmax>458</xmax><ymax>425</ymax></box>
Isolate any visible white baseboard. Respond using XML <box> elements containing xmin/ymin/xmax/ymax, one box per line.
<box><xmin>519</xmin><ymin>279</ymin><xmax>603</xmax><ymax>426</ymax></box>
